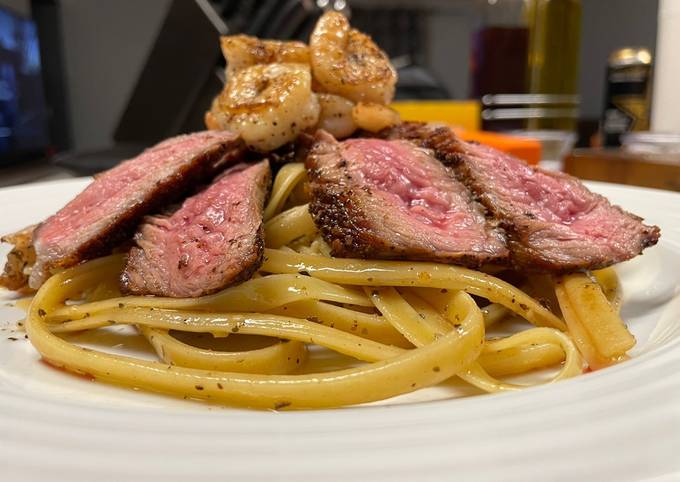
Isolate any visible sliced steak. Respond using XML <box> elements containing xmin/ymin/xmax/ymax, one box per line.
<box><xmin>121</xmin><ymin>160</ymin><xmax>271</xmax><ymax>298</ymax></box>
<box><xmin>0</xmin><ymin>225</ymin><xmax>36</xmax><ymax>291</ymax></box>
<box><xmin>384</xmin><ymin>122</ymin><xmax>660</xmax><ymax>272</ymax></box>
<box><xmin>306</xmin><ymin>131</ymin><xmax>508</xmax><ymax>267</ymax></box>
<box><xmin>29</xmin><ymin>131</ymin><xmax>245</xmax><ymax>289</ymax></box>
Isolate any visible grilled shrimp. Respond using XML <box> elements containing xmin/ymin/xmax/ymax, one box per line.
<box><xmin>316</xmin><ymin>93</ymin><xmax>357</xmax><ymax>139</ymax></box>
<box><xmin>310</xmin><ymin>12</ymin><xmax>397</xmax><ymax>104</ymax></box>
<box><xmin>221</xmin><ymin>35</ymin><xmax>310</xmax><ymax>79</ymax></box>
<box><xmin>352</xmin><ymin>102</ymin><xmax>401</xmax><ymax>133</ymax></box>
<box><xmin>210</xmin><ymin>63</ymin><xmax>320</xmax><ymax>152</ymax></box>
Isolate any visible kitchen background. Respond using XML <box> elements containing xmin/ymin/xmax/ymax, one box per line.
<box><xmin>1</xmin><ymin>0</ymin><xmax>675</xmax><ymax>189</ymax></box>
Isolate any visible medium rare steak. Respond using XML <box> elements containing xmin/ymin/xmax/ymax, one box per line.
<box><xmin>384</xmin><ymin>123</ymin><xmax>660</xmax><ymax>272</ymax></box>
<box><xmin>29</xmin><ymin>131</ymin><xmax>245</xmax><ymax>289</ymax></box>
<box><xmin>306</xmin><ymin>131</ymin><xmax>508</xmax><ymax>267</ymax></box>
<box><xmin>121</xmin><ymin>160</ymin><xmax>271</xmax><ymax>298</ymax></box>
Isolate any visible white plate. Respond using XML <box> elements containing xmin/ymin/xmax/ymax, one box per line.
<box><xmin>1</xmin><ymin>178</ymin><xmax>679</xmax><ymax>482</ymax></box>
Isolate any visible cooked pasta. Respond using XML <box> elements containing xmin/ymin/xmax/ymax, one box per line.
<box><xmin>22</xmin><ymin>162</ymin><xmax>636</xmax><ymax>410</ymax></box>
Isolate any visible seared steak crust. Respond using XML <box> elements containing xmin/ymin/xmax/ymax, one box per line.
<box><xmin>383</xmin><ymin>122</ymin><xmax>661</xmax><ymax>272</ymax></box>
<box><xmin>121</xmin><ymin>160</ymin><xmax>271</xmax><ymax>298</ymax></box>
<box><xmin>306</xmin><ymin>131</ymin><xmax>508</xmax><ymax>267</ymax></box>
<box><xmin>29</xmin><ymin>131</ymin><xmax>245</xmax><ymax>288</ymax></box>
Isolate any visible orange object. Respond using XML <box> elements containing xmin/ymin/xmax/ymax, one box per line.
<box><xmin>454</xmin><ymin>128</ymin><xmax>542</xmax><ymax>165</ymax></box>
<box><xmin>390</xmin><ymin>100</ymin><xmax>541</xmax><ymax>164</ymax></box>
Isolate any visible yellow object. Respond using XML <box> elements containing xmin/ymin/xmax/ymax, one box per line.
<box><xmin>391</xmin><ymin>100</ymin><xmax>481</xmax><ymax>131</ymax></box>
<box><xmin>555</xmin><ymin>272</ymin><xmax>633</xmax><ymax>370</ymax></box>
<box><xmin>558</xmin><ymin>273</ymin><xmax>634</xmax><ymax>358</ymax></box>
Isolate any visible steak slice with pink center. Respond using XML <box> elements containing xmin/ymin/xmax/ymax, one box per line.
<box><xmin>29</xmin><ymin>131</ymin><xmax>245</xmax><ymax>288</ymax></box>
<box><xmin>384</xmin><ymin>123</ymin><xmax>660</xmax><ymax>272</ymax></box>
<box><xmin>306</xmin><ymin>131</ymin><xmax>508</xmax><ymax>267</ymax></box>
<box><xmin>121</xmin><ymin>160</ymin><xmax>271</xmax><ymax>298</ymax></box>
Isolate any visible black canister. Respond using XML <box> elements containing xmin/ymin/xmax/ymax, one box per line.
<box><xmin>601</xmin><ymin>48</ymin><xmax>652</xmax><ymax>147</ymax></box>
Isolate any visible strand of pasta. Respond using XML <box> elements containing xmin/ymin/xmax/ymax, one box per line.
<box><xmin>25</xmin><ymin>265</ymin><xmax>485</xmax><ymax>409</ymax></box>
<box><xmin>592</xmin><ymin>267</ymin><xmax>622</xmax><ymax>312</ymax></box>
<box><xmin>365</xmin><ymin>288</ymin><xmax>500</xmax><ymax>391</ymax></box>
<box><xmin>85</xmin><ymin>278</ymin><xmax>121</xmax><ymax>302</ymax></box>
<box><xmin>139</xmin><ymin>326</ymin><xmax>308</xmax><ymax>374</ymax></box>
<box><xmin>49</xmin><ymin>272</ymin><xmax>372</xmax><ymax>323</ymax></box>
<box><xmin>480</xmin><ymin>303</ymin><xmax>511</xmax><ymax>327</ymax></box>
<box><xmin>365</xmin><ymin>286</ymin><xmax>581</xmax><ymax>392</ymax></box>
<box><xmin>477</xmin><ymin>342</ymin><xmax>565</xmax><ymax>377</ymax></box>
<box><xmin>48</xmin><ymin>307</ymin><xmax>404</xmax><ymax>363</ymax></box>
<box><xmin>264</xmin><ymin>204</ymin><xmax>317</xmax><ymax>249</ymax></box>
<box><xmin>446</xmin><ymin>287</ymin><xmax>581</xmax><ymax>391</ymax></box>
<box><xmin>409</xmin><ymin>287</ymin><xmax>510</xmax><ymax>329</ymax></box>
<box><xmin>263</xmin><ymin>163</ymin><xmax>307</xmax><ymax>221</ymax></box>
<box><xmin>365</xmin><ymin>287</ymin><xmax>445</xmax><ymax>345</ymax></box>
<box><xmin>267</xmin><ymin>299</ymin><xmax>411</xmax><ymax>348</ymax></box>
<box><xmin>555</xmin><ymin>274</ymin><xmax>630</xmax><ymax>370</ymax></box>
<box><xmin>395</xmin><ymin>289</ymin><xmax>454</xmax><ymax>334</ymax></box>
<box><xmin>261</xmin><ymin>248</ymin><xmax>566</xmax><ymax>330</ymax></box>
<box><xmin>41</xmin><ymin>250</ymin><xmax>412</xmax><ymax>361</ymax></box>
<box><xmin>460</xmin><ymin>329</ymin><xmax>582</xmax><ymax>391</ymax></box>
<box><xmin>560</xmin><ymin>273</ymin><xmax>633</xmax><ymax>357</ymax></box>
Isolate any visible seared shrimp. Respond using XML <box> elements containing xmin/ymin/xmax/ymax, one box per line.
<box><xmin>310</xmin><ymin>12</ymin><xmax>397</xmax><ymax>104</ymax></box>
<box><xmin>210</xmin><ymin>63</ymin><xmax>320</xmax><ymax>152</ymax></box>
<box><xmin>352</xmin><ymin>102</ymin><xmax>401</xmax><ymax>133</ymax></box>
<box><xmin>316</xmin><ymin>93</ymin><xmax>357</xmax><ymax>139</ymax></box>
<box><xmin>221</xmin><ymin>35</ymin><xmax>310</xmax><ymax>79</ymax></box>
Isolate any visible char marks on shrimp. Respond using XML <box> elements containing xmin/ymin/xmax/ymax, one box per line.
<box><xmin>207</xmin><ymin>11</ymin><xmax>398</xmax><ymax>151</ymax></box>
<box><xmin>310</xmin><ymin>11</ymin><xmax>397</xmax><ymax>104</ymax></box>
<box><xmin>220</xmin><ymin>35</ymin><xmax>310</xmax><ymax>79</ymax></box>
<box><xmin>207</xmin><ymin>63</ymin><xmax>320</xmax><ymax>152</ymax></box>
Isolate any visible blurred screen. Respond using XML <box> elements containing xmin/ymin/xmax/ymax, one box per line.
<box><xmin>0</xmin><ymin>6</ymin><xmax>49</xmax><ymax>163</ymax></box>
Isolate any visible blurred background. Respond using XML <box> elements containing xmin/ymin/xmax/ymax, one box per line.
<box><xmin>0</xmin><ymin>0</ymin><xmax>678</xmax><ymax>190</ymax></box>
